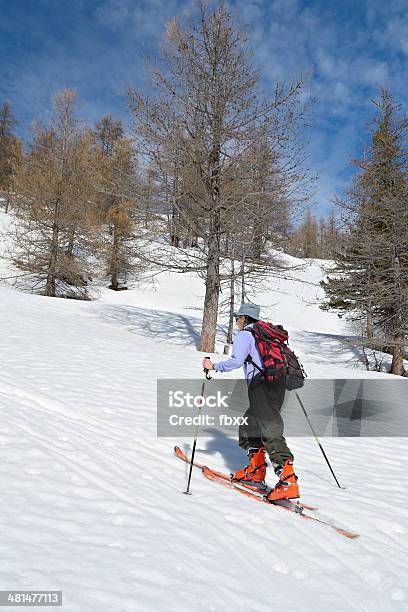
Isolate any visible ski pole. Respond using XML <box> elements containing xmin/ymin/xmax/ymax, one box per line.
<box><xmin>183</xmin><ymin>358</ymin><xmax>212</xmax><ymax>495</ymax></box>
<box><xmin>295</xmin><ymin>392</ymin><xmax>345</xmax><ymax>489</ymax></box>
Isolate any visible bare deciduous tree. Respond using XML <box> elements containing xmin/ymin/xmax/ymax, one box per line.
<box><xmin>129</xmin><ymin>1</ymin><xmax>313</xmax><ymax>352</ymax></box>
<box><xmin>9</xmin><ymin>89</ymin><xmax>99</xmax><ymax>298</ymax></box>
<box><xmin>94</xmin><ymin>123</ymin><xmax>140</xmax><ymax>290</ymax></box>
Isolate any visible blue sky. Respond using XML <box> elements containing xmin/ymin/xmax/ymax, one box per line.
<box><xmin>1</xmin><ymin>0</ymin><xmax>407</xmax><ymax>215</ymax></box>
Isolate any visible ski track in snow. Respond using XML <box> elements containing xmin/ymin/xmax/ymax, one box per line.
<box><xmin>0</xmin><ymin>215</ymin><xmax>407</xmax><ymax>611</ymax></box>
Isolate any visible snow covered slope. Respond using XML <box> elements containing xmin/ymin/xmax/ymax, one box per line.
<box><xmin>0</xmin><ymin>210</ymin><xmax>407</xmax><ymax>611</ymax></box>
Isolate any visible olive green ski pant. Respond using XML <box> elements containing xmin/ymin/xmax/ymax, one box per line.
<box><xmin>238</xmin><ymin>377</ymin><xmax>293</xmax><ymax>466</ymax></box>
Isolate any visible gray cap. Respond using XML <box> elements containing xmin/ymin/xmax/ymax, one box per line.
<box><xmin>233</xmin><ymin>303</ymin><xmax>260</xmax><ymax>320</ymax></box>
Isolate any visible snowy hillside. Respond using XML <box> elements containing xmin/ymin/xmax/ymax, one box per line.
<box><xmin>0</xmin><ymin>209</ymin><xmax>407</xmax><ymax>611</ymax></box>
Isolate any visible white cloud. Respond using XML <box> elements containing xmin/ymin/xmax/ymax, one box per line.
<box><xmin>3</xmin><ymin>0</ymin><xmax>408</xmax><ymax>216</ymax></box>
<box><xmin>358</xmin><ymin>60</ymin><xmax>389</xmax><ymax>86</ymax></box>
<box><xmin>95</xmin><ymin>0</ymin><xmax>132</xmax><ymax>30</ymax></box>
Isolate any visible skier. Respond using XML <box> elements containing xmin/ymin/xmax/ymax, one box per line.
<box><xmin>202</xmin><ymin>303</ymin><xmax>299</xmax><ymax>501</ymax></box>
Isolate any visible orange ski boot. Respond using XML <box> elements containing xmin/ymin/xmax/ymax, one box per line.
<box><xmin>265</xmin><ymin>459</ymin><xmax>299</xmax><ymax>502</ymax></box>
<box><xmin>232</xmin><ymin>448</ymin><xmax>267</xmax><ymax>488</ymax></box>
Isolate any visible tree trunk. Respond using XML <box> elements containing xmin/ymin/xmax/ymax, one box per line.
<box><xmin>391</xmin><ymin>338</ymin><xmax>405</xmax><ymax>376</ymax></box>
<box><xmin>252</xmin><ymin>209</ymin><xmax>264</xmax><ymax>260</ymax></box>
<box><xmin>241</xmin><ymin>253</ymin><xmax>246</xmax><ymax>303</ymax></box>
<box><xmin>170</xmin><ymin>234</ymin><xmax>179</xmax><ymax>247</ymax></box>
<box><xmin>170</xmin><ymin>177</ymin><xmax>180</xmax><ymax>247</ymax></box>
<box><xmin>226</xmin><ymin>257</ymin><xmax>235</xmax><ymax>346</ymax></box>
<box><xmin>199</xmin><ymin>219</ymin><xmax>220</xmax><ymax>352</ymax></box>
<box><xmin>366</xmin><ymin>300</ymin><xmax>373</xmax><ymax>339</ymax></box>
<box><xmin>390</xmin><ymin>252</ymin><xmax>405</xmax><ymax>375</ymax></box>
<box><xmin>110</xmin><ymin>223</ymin><xmax>120</xmax><ymax>290</ymax></box>
<box><xmin>66</xmin><ymin>224</ymin><xmax>77</xmax><ymax>257</ymax></box>
<box><xmin>199</xmin><ymin>135</ymin><xmax>222</xmax><ymax>353</ymax></box>
<box><xmin>45</xmin><ymin>201</ymin><xmax>60</xmax><ymax>297</ymax></box>
<box><xmin>170</xmin><ymin>205</ymin><xmax>179</xmax><ymax>247</ymax></box>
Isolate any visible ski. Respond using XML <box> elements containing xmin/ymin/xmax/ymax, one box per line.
<box><xmin>174</xmin><ymin>446</ymin><xmax>318</xmax><ymax>512</ymax></box>
<box><xmin>174</xmin><ymin>446</ymin><xmax>358</xmax><ymax>539</ymax></box>
<box><xmin>202</xmin><ymin>466</ymin><xmax>359</xmax><ymax>540</ymax></box>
